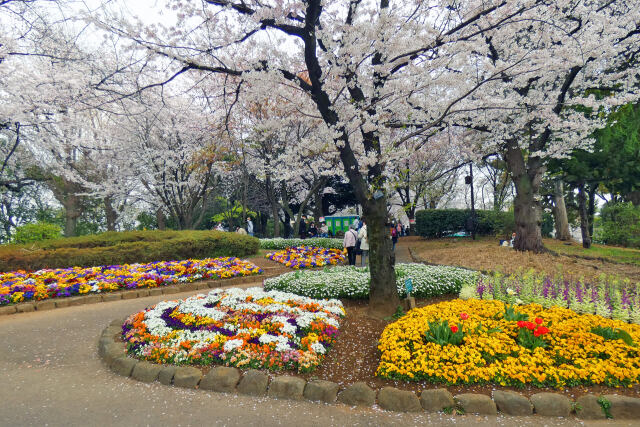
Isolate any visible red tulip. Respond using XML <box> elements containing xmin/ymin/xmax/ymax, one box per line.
<box><xmin>460</xmin><ymin>312</ymin><xmax>469</xmax><ymax>320</ymax></box>
<box><xmin>450</xmin><ymin>325</ymin><xmax>459</xmax><ymax>333</ymax></box>
<box><xmin>535</xmin><ymin>317</ymin><xmax>543</xmax><ymax>325</ymax></box>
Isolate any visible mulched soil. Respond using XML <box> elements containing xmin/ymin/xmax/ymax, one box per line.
<box><xmin>299</xmin><ymin>296</ymin><xmax>640</xmax><ymax>400</ymax></box>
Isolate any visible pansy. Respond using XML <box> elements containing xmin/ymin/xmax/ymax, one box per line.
<box><xmin>121</xmin><ymin>287</ymin><xmax>344</xmax><ymax>372</ymax></box>
<box><xmin>0</xmin><ymin>257</ymin><xmax>262</xmax><ymax>305</ymax></box>
<box><xmin>265</xmin><ymin>246</ymin><xmax>346</xmax><ymax>269</ymax></box>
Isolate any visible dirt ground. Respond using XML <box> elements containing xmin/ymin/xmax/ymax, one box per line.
<box><xmin>407</xmin><ymin>236</ymin><xmax>640</xmax><ymax>282</ymax></box>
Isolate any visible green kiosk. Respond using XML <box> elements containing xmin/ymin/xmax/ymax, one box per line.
<box><xmin>323</xmin><ymin>215</ymin><xmax>360</xmax><ymax>236</ymax></box>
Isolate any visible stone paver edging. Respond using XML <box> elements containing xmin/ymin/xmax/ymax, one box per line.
<box><xmin>98</xmin><ymin>320</ymin><xmax>640</xmax><ymax>420</ymax></box>
<box><xmin>0</xmin><ymin>268</ymin><xmax>290</xmax><ymax>317</ymax></box>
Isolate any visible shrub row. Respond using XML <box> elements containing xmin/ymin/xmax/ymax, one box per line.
<box><xmin>259</xmin><ymin>237</ymin><xmax>344</xmax><ymax>250</ymax></box>
<box><xmin>4</xmin><ymin>229</ymin><xmax>189</xmax><ymax>251</ymax></box>
<box><xmin>0</xmin><ymin>230</ymin><xmax>259</xmax><ymax>272</ymax></box>
<box><xmin>415</xmin><ymin>209</ymin><xmax>516</xmax><ymax>238</ymax></box>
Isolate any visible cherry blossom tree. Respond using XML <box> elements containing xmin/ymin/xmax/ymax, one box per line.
<box><xmin>87</xmin><ymin>0</ymin><xmax>640</xmax><ymax>315</ymax></box>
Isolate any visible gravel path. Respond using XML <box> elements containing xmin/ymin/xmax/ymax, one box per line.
<box><xmin>0</xmin><ymin>250</ymin><xmax>631</xmax><ymax>426</ymax></box>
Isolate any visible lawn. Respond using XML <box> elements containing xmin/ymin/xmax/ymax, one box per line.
<box><xmin>407</xmin><ymin>236</ymin><xmax>640</xmax><ymax>282</ymax></box>
<box><xmin>545</xmin><ymin>239</ymin><xmax>640</xmax><ymax>266</ymax></box>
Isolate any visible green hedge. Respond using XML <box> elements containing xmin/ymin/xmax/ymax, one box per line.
<box><xmin>415</xmin><ymin>209</ymin><xmax>515</xmax><ymax>238</ymax></box>
<box><xmin>0</xmin><ymin>230</ymin><xmax>259</xmax><ymax>272</ymax></box>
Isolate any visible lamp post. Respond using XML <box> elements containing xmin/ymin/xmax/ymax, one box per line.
<box><xmin>465</xmin><ymin>163</ymin><xmax>476</xmax><ymax>240</ymax></box>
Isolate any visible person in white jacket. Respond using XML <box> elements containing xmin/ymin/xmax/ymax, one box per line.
<box><xmin>357</xmin><ymin>220</ymin><xmax>369</xmax><ymax>267</ymax></box>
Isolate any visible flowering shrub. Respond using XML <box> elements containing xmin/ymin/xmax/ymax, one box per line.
<box><xmin>0</xmin><ymin>257</ymin><xmax>262</xmax><ymax>305</ymax></box>
<box><xmin>460</xmin><ymin>270</ymin><xmax>640</xmax><ymax>324</ymax></box>
<box><xmin>260</xmin><ymin>238</ymin><xmax>343</xmax><ymax>250</ymax></box>
<box><xmin>265</xmin><ymin>246</ymin><xmax>346</xmax><ymax>269</ymax></box>
<box><xmin>264</xmin><ymin>264</ymin><xmax>479</xmax><ymax>299</ymax></box>
<box><xmin>122</xmin><ymin>287</ymin><xmax>344</xmax><ymax>372</ymax></box>
<box><xmin>377</xmin><ymin>299</ymin><xmax>640</xmax><ymax>388</ymax></box>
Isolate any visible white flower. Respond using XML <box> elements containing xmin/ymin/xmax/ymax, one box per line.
<box><xmin>310</xmin><ymin>342</ymin><xmax>325</xmax><ymax>354</ymax></box>
<box><xmin>223</xmin><ymin>339</ymin><xmax>244</xmax><ymax>352</ymax></box>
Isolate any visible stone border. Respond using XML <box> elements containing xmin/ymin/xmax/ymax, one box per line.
<box><xmin>0</xmin><ymin>268</ymin><xmax>288</xmax><ymax>317</ymax></box>
<box><xmin>98</xmin><ymin>321</ymin><xmax>640</xmax><ymax>420</ymax></box>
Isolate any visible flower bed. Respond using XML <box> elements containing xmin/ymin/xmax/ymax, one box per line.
<box><xmin>377</xmin><ymin>298</ymin><xmax>640</xmax><ymax>388</ymax></box>
<box><xmin>264</xmin><ymin>263</ymin><xmax>479</xmax><ymax>299</ymax></box>
<box><xmin>459</xmin><ymin>270</ymin><xmax>640</xmax><ymax>324</ymax></box>
<box><xmin>265</xmin><ymin>246</ymin><xmax>346</xmax><ymax>269</ymax></box>
<box><xmin>0</xmin><ymin>257</ymin><xmax>262</xmax><ymax>305</ymax></box>
<box><xmin>260</xmin><ymin>238</ymin><xmax>343</xmax><ymax>250</ymax></box>
<box><xmin>121</xmin><ymin>287</ymin><xmax>345</xmax><ymax>372</ymax></box>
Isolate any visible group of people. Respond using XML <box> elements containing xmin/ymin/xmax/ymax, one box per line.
<box><xmin>343</xmin><ymin>219</ymin><xmax>408</xmax><ymax>266</ymax></box>
<box><xmin>298</xmin><ymin>216</ymin><xmax>329</xmax><ymax>239</ymax></box>
<box><xmin>214</xmin><ymin>217</ymin><xmax>254</xmax><ymax>237</ymax></box>
<box><xmin>343</xmin><ymin>218</ymin><xmax>369</xmax><ymax>266</ymax></box>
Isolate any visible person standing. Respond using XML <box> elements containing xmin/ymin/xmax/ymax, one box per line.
<box><xmin>299</xmin><ymin>216</ymin><xmax>307</xmax><ymax>239</ymax></box>
<box><xmin>343</xmin><ymin>224</ymin><xmax>358</xmax><ymax>265</ymax></box>
<box><xmin>357</xmin><ymin>219</ymin><xmax>369</xmax><ymax>266</ymax></box>
<box><xmin>391</xmin><ymin>223</ymin><xmax>398</xmax><ymax>251</ymax></box>
<box><xmin>246</xmin><ymin>217</ymin><xmax>254</xmax><ymax>237</ymax></box>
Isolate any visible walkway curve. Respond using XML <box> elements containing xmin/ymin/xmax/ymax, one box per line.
<box><xmin>0</xmin><ymin>273</ymin><xmax>631</xmax><ymax>425</ymax></box>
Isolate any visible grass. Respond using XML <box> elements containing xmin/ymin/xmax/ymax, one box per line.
<box><xmin>407</xmin><ymin>236</ymin><xmax>640</xmax><ymax>282</ymax></box>
<box><xmin>545</xmin><ymin>239</ymin><xmax>640</xmax><ymax>266</ymax></box>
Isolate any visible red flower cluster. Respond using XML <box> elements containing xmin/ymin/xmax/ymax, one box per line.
<box><xmin>517</xmin><ymin>320</ymin><xmax>550</xmax><ymax>337</ymax></box>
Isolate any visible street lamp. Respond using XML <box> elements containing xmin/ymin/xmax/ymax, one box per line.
<box><xmin>465</xmin><ymin>163</ymin><xmax>476</xmax><ymax>240</ymax></box>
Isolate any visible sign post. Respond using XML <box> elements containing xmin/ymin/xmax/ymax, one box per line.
<box><xmin>403</xmin><ymin>278</ymin><xmax>416</xmax><ymax>311</ymax></box>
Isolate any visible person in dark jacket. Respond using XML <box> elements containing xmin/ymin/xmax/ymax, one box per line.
<box><xmin>299</xmin><ymin>216</ymin><xmax>307</xmax><ymax>239</ymax></box>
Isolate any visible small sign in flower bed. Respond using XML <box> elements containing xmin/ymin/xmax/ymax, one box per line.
<box><xmin>265</xmin><ymin>246</ymin><xmax>346</xmax><ymax>269</ymax></box>
<box><xmin>0</xmin><ymin>257</ymin><xmax>262</xmax><ymax>305</ymax></box>
<box><xmin>121</xmin><ymin>287</ymin><xmax>345</xmax><ymax>372</ymax></box>
<box><xmin>377</xmin><ymin>298</ymin><xmax>640</xmax><ymax>388</ymax></box>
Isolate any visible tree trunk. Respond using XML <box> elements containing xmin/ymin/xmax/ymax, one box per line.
<box><xmin>260</xmin><ymin>212</ymin><xmax>268</xmax><ymax>237</ymax></box>
<box><xmin>587</xmin><ymin>185</ymin><xmax>596</xmax><ymax>238</ymax></box>
<box><xmin>104</xmin><ymin>197</ymin><xmax>117</xmax><ymax>232</ymax></box>
<box><xmin>265</xmin><ymin>175</ymin><xmax>280</xmax><ymax>237</ymax></box>
<box><xmin>313</xmin><ymin>186</ymin><xmax>323</xmax><ymax>223</ymax></box>
<box><xmin>63</xmin><ymin>194</ymin><xmax>80</xmax><ymax>237</ymax></box>
<box><xmin>552</xmin><ymin>180</ymin><xmax>571</xmax><ymax>240</ymax></box>
<box><xmin>156</xmin><ymin>209</ymin><xmax>166</xmax><ymax>230</ymax></box>
<box><xmin>504</xmin><ymin>141</ymin><xmax>545</xmax><ymax>252</ymax></box>
<box><xmin>577</xmin><ymin>182</ymin><xmax>592</xmax><ymax>248</ymax></box>
<box><xmin>363</xmin><ymin>197</ymin><xmax>399</xmax><ymax>318</ymax></box>
<box><xmin>625</xmin><ymin>190</ymin><xmax>640</xmax><ymax>206</ymax></box>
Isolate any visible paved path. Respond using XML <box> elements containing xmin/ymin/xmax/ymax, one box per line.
<box><xmin>0</xmin><ymin>251</ymin><xmax>632</xmax><ymax>426</ymax></box>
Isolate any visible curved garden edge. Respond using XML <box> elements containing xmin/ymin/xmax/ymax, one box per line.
<box><xmin>0</xmin><ymin>272</ymin><xmax>271</xmax><ymax>317</ymax></box>
<box><xmin>98</xmin><ymin>321</ymin><xmax>640</xmax><ymax>420</ymax></box>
